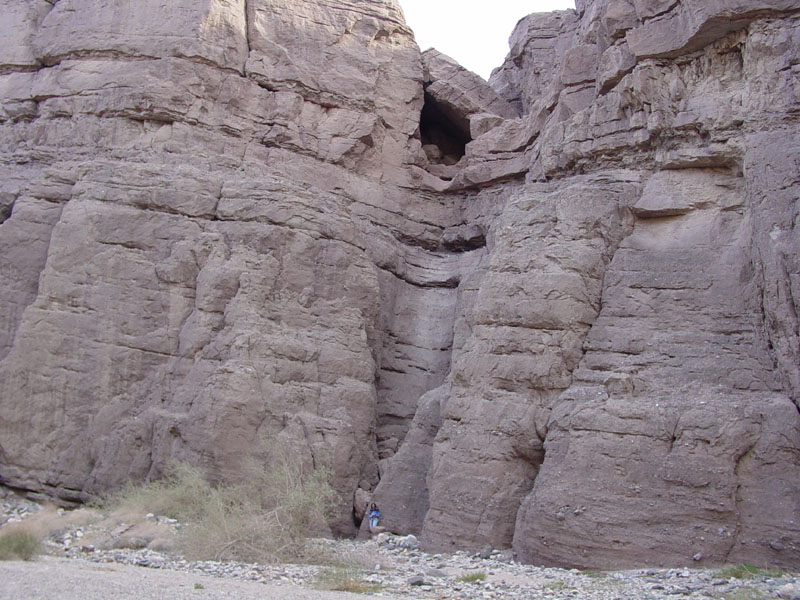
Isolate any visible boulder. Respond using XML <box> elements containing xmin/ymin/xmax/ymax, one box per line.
<box><xmin>353</xmin><ymin>488</ymin><xmax>372</xmax><ymax>523</ymax></box>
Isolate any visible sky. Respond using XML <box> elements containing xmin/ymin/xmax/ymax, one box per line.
<box><xmin>398</xmin><ymin>1</ymin><xmax>576</xmax><ymax>80</ymax></box>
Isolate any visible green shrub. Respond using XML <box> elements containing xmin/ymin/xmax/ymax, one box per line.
<box><xmin>100</xmin><ymin>449</ymin><xmax>337</xmax><ymax>564</ymax></box>
<box><xmin>314</xmin><ymin>567</ymin><xmax>381</xmax><ymax>593</ymax></box>
<box><xmin>582</xmin><ymin>569</ymin><xmax>608</xmax><ymax>578</ymax></box>
<box><xmin>0</xmin><ymin>525</ymin><xmax>41</xmax><ymax>561</ymax></box>
<box><xmin>457</xmin><ymin>571</ymin><xmax>487</xmax><ymax>583</ymax></box>
<box><xmin>716</xmin><ymin>565</ymin><xmax>786</xmax><ymax>580</ymax></box>
<box><xmin>543</xmin><ymin>581</ymin><xmax>572</xmax><ymax>591</ymax></box>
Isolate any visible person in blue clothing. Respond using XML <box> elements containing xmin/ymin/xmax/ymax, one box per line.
<box><xmin>368</xmin><ymin>503</ymin><xmax>380</xmax><ymax>529</ymax></box>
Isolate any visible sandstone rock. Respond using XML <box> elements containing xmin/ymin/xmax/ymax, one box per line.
<box><xmin>353</xmin><ymin>488</ymin><xmax>372</xmax><ymax>523</ymax></box>
<box><xmin>512</xmin><ymin>166</ymin><xmax>799</xmax><ymax>568</ymax></box>
<box><xmin>422</xmin><ymin>49</ymin><xmax>518</xmax><ymax>121</ymax></box>
<box><xmin>35</xmin><ymin>0</ymin><xmax>249</xmax><ymax>71</ymax></box>
<box><xmin>1</xmin><ymin>0</ymin><xmax>799</xmax><ymax>571</ymax></box>
<box><xmin>420</xmin><ymin>174</ymin><xmax>639</xmax><ymax>553</ymax></box>
<box><xmin>593</xmin><ymin>0</ymin><xmax>639</xmax><ymax>43</ymax></box>
<box><xmin>626</xmin><ymin>0</ymin><xmax>800</xmax><ymax>59</ymax></box>
<box><xmin>365</xmin><ymin>386</ymin><xmax>443</xmax><ymax>537</ymax></box>
<box><xmin>561</xmin><ymin>44</ymin><xmax>601</xmax><ymax>85</ymax></box>
<box><xmin>629</xmin><ymin>0</ymin><xmax>678</xmax><ymax>20</ymax></box>
<box><xmin>633</xmin><ymin>170</ymin><xmax>743</xmax><ymax>217</ymax></box>
<box><xmin>469</xmin><ymin>113</ymin><xmax>505</xmax><ymax>139</ymax></box>
<box><xmin>370</xmin><ymin>525</ymin><xmax>387</xmax><ymax>535</ymax></box>
<box><xmin>0</xmin><ymin>0</ymin><xmax>51</xmax><ymax>72</ymax></box>
<box><xmin>490</xmin><ymin>10</ymin><xmax>580</xmax><ymax>114</ymax></box>
<box><xmin>417</xmin><ymin>49</ymin><xmax>519</xmax><ymax>170</ymax></box>
<box><xmin>596</xmin><ymin>41</ymin><xmax>636</xmax><ymax>94</ymax></box>
<box><xmin>746</xmin><ymin>129</ymin><xmax>800</xmax><ymax>404</ymax></box>
<box><xmin>0</xmin><ymin>0</ymin><xmax>429</xmax><ymax>538</ymax></box>
<box><xmin>0</xmin><ymin>195</ymin><xmax>65</xmax><ymax>361</ymax></box>
<box><xmin>246</xmin><ymin>0</ymin><xmax>420</xmax><ymax>129</ymax></box>
<box><xmin>603</xmin><ymin>372</ymin><xmax>636</xmax><ymax>396</ymax></box>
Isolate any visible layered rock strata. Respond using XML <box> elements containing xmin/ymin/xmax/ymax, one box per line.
<box><xmin>1</xmin><ymin>0</ymin><xmax>798</xmax><ymax>568</ymax></box>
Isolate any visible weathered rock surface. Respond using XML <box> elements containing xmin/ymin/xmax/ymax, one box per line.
<box><xmin>1</xmin><ymin>0</ymin><xmax>799</xmax><ymax>569</ymax></box>
<box><xmin>0</xmin><ymin>0</ymin><xmax>432</xmax><ymax>536</ymax></box>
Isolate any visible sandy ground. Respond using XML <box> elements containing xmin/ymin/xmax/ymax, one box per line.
<box><xmin>0</xmin><ymin>557</ymin><xmax>401</xmax><ymax>600</ymax></box>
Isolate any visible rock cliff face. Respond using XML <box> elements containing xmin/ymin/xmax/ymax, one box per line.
<box><xmin>1</xmin><ymin>0</ymin><xmax>799</xmax><ymax>568</ymax></box>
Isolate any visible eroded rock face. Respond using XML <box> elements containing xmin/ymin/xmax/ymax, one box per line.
<box><xmin>421</xmin><ymin>174</ymin><xmax>639</xmax><ymax>551</ymax></box>
<box><xmin>0</xmin><ymin>0</ymin><xmax>431</xmax><ymax>536</ymax></box>
<box><xmin>1</xmin><ymin>0</ymin><xmax>799</xmax><ymax>568</ymax></box>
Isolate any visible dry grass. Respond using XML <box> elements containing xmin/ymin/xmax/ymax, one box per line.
<box><xmin>457</xmin><ymin>571</ymin><xmax>487</xmax><ymax>583</ymax></box>
<box><xmin>543</xmin><ymin>580</ymin><xmax>571</xmax><ymax>591</ymax></box>
<box><xmin>0</xmin><ymin>504</ymin><xmax>98</xmax><ymax>561</ymax></box>
<box><xmin>313</xmin><ymin>567</ymin><xmax>382</xmax><ymax>594</ymax></box>
<box><xmin>99</xmin><ymin>451</ymin><xmax>337</xmax><ymax>564</ymax></box>
<box><xmin>28</xmin><ymin>505</ymin><xmax>101</xmax><ymax>533</ymax></box>
<box><xmin>0</xmin><ymin>523</ymin><xmax>42</xmax><ymax>560</ymax></box>
<box><xmin>715</xmin><ymin>565</ymin><xmax>787</xmax><ymax>580</ymax></box>
<box><xmin>1</xmin><ymin>504</ymin><xmax>110</xmax><ymax>559</ymax></box>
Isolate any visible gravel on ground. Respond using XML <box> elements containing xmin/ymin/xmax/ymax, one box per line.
<box><xmin>2</xmin><ymin>486</ymin><xmax>799</xmax><ymax>600</ymax></box>
<box><xmin>0</xmin><ymin>556</ymin><xmax>407</xmax><ymax>600</ymax></box>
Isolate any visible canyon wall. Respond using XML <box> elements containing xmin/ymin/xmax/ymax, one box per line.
<box><xmin>0</xmin><ymin>0</ymin><xmax>798</xmax><ymax>568</ymax></box>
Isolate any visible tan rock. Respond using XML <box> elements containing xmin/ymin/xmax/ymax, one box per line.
<box><xmin>489</xmin><ymin>10</ymin><xmax>580</xmax><ymax>113</ymax></box>
<box><xmin>364</xmin><ymin>385</ymin><xmax>444</xmax><ymax>537</ymax></box>
<box><xmin>626</xmin><ymin>0</ymin><xmax>800</xmax><ymax>59</ymax></box>
<box><xmin>596</xmin><ymin>41</ymin><xmax>636</xmax><ymax>94</ymax></box>
<box><xmin>0</xmin><ymin>0</ymin><xmax>51</xmax><ymax>72</ymax></box>
<box><xmin>633</xmin><ymin>170</ymin><xmax>743</xmax><ymax>217</ymax></box>
<box><xmin>0</xmin><ymin>0</ymin><xmax>799</xmax><ymax>570</ymax></box>
<box><xmin>422</xmin><ymin>49</ymin><xmax>518</xmax><ymax>121</ymax></box>
<box><xmin>561</xmin><ymin>44</ymin><xmax>601</xmax><ymax>85</ymax></box>
<box><xmin>353</xmin><ymin>488</ymin><xmax>372</xmax><ymax>523</ymax></box>
<box><xmin>420</xmin><ymin>174</ymin><xmax>639</xmax><ymax>552</ymax></box>
<box><xmin>35</xmin><ymin>0</ymin><xmax>249</xmax><ymax>71</ymax></box>
<box><xmin>469</xmin><ymin>113</ymin><xmax>505</xmax><ymax>139</ymax></box>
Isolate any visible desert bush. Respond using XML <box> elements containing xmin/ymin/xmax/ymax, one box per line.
<box><xmin>716</xmin><ymin>565</ymin><xmax>786</xmax><ymax>580</ymax></box>
<box><xmin>543</xmin><ymin>581</ymin><xmax>573</xmax><ymax>591</ymax></box>
<box><xmin>0</xmin><ymin>524</ymin><xmax>41</xmax><ymax>561</ymax></box>
<box><xmin>457</xmin><ymin>570</ymin><xmax>487</xmax><ymax>583</ymax></box>
<box><xmin>101</xmin><ymin>449</ymin><xmax>337</xmax><ymax>564</ymax></box>
<box><xmin>314</xmin><ymin>567</ymin><xmax>382</xmax><ymax>593</ymax></box>
<box><xmin>100</xmin><ymin>462</ymin><xmax>210</xmax><ymax>523</ymax></box>
<box><xmin>582</xmin><ymin>569</ymin><xmax>608</xmax><ymax>578</ymax></box>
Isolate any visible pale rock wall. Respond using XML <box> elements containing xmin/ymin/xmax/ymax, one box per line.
<box><xmin>514</xmin><ymin>166</ymin><xmax>799</xmax><ymax>566</ymax></box>
<box><xmin>1</xmin><ymin>0</ymin><xmax>799</xmax><ymax>568</ymax></box>
<box><xmin>0</xmin><ymin>0</ymin><xmax>460</xmax><ymax>536</ymax></box>
<box><xmin>384</xmin><ymin>0</ymin><xmax>800</xmax><ymax>568</ymax></box>
<box><xmin>420</xmin><ymin>174</ymin><xmax>639</xmax><ymax>550</ymax></box>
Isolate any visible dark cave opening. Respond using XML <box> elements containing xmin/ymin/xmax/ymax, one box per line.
<box><xmin>0</xmin><ymin>200</ymin><xmax>13</xmax><ymax>225</ymax></box>
<box><xmin>419</xmin><ymin>90</ymin><xmax>471</xmax><ymax>166</ymax></box>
